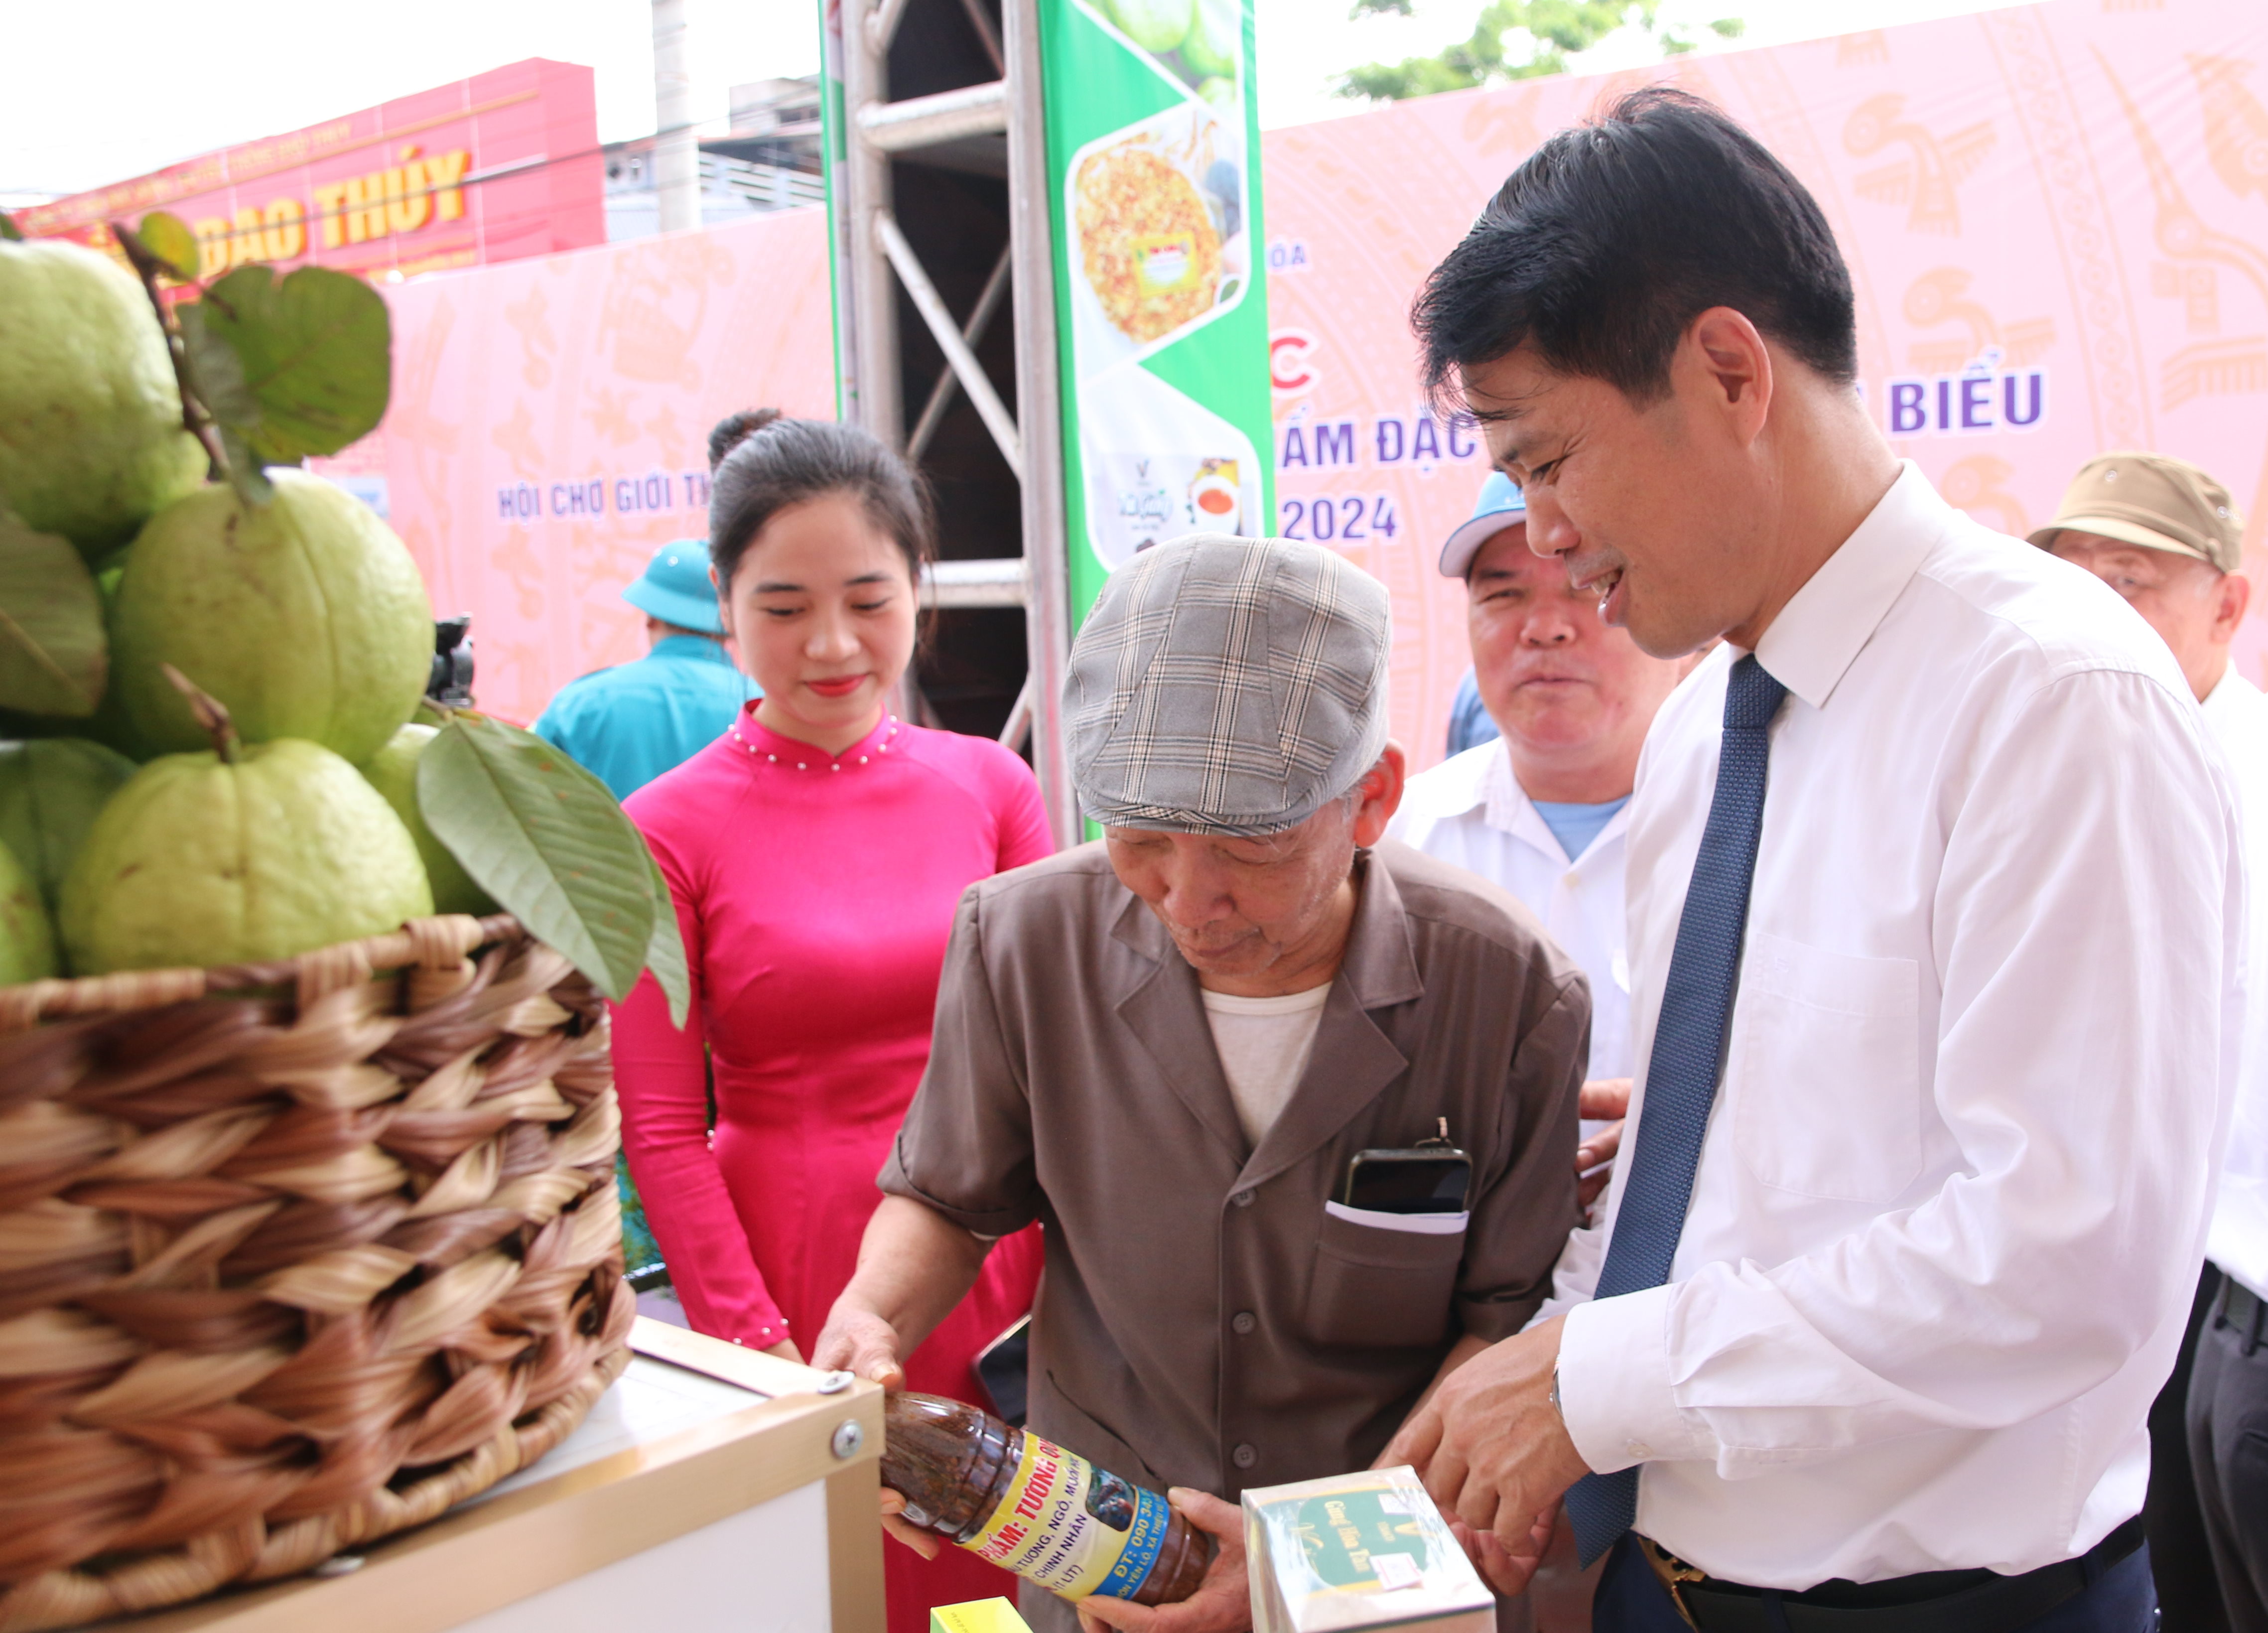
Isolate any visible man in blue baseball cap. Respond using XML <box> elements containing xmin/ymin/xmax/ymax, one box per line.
<box><xmin>1390</xmin><ymin>466</ymin><xmax>1686</xmax><ymax>1208</ymax></box>
<box><xmin>533</xmin><ymin>538</ymin><xmax>760</xmax><ymax>801</ymax></box>
<box><xmin>1441</xmin><ymin>473</ymin><xmax>1527</xmax><ymax>755</ymax></box>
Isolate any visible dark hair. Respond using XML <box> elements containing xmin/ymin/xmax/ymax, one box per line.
<box><xmin>706</xmin><ymin>410</ymin><xmax>935</xmax><ymax>588</ymax></box>
<box><xmin>707</xmin><ymin>408</ymin><xmax>778</xmax><ymax>472</ymax></box>
<box><xmin>1413</xmin><ymin>87</ymin><xmax>1857</xmax><ymax>410</ymax></box>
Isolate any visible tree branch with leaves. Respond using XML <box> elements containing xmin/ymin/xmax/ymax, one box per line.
<box><xmin>1337</xmin><ymin>0</ymin><xmax>1742</xmax><ymax>102</ymax></box>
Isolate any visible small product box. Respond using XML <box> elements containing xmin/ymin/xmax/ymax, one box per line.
<box><xmin>1242</xmin><ymin>1466</ymin><xmax>1496</xmax><ymax>1633</ymax></box>
<box><xmin>931</xmin><ymin>1599</ymin><xmax>1035</xmax><ymax>1633</ymax></box>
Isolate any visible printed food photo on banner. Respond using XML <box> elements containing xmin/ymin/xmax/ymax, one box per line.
<box><xmin>1056</xmin><ymin>0</ymin><xmax>1271</xmax><ymax>592</ymax></box>
<box><xmin>1071</xmin><ymin>0</ymin><xmax>1250</xmax><ymax>356</ymax></box>
<box><xmin>1078</xmin><ymin>360</ymin><xmax>1262</xmax><ymax>566</ymax></box>
<box><xmin>1067</xmin><ymin>98</ymin><xmax>1247</xmax><ymax>357</ymax></box>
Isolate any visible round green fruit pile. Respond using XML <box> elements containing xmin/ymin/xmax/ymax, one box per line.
<box><xmin>363</xmin><ymin>724</ymin><xmax>499</xmax><ymax>919</ymax></box>
<box><xmin>112</xmin><ymin>470</ymin><xmax>433</xmax><ymax>764</ymax></box>
<box><xmin>62</xmin><ymin>737</ymin><xmax>434</xmax><ymax>974</ymax></box>
<box><xmin>0</xmin><ymin>240</ymin><xmax>207</xmax><ymax>556</ymax></box>
<box><xmin>0</xmin><ymin>738</ymin><xmax>136</xmax><ymax>909</ymax></box>
<box><xmin>0</xmin><ymin>238</ymin><xmax>495</xmax><ymax>982</ymax></box>
<box><xmin>0</xmin><ymin>841</ymin><xmax>57</xmax><ymax>986</ymax></box>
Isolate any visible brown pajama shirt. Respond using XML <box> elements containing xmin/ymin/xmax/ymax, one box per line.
<box><xmin>880</xmin><ymin>838</ymin><xmax>1589</xmax><ymax>1511</ymax></box>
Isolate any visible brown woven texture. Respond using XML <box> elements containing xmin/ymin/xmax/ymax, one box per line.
<box><xmin>0</xmin><ymin>914</ymin><xmax>635</xmax><ymax>1633</ymax></box>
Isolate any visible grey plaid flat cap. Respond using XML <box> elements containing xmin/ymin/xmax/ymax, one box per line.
<box><xmin>1067</xmin><ymin>535</ymin><xmax>1392</xmax><ymax>835</ymax></box>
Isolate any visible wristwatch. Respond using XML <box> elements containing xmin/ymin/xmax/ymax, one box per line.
<box><xmin>1550</xmin><ymin>1367</ymin><xmax>1563</xmax><ymax>1421</ymax></box>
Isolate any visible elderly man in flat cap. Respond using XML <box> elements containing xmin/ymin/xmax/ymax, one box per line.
<box><xmin>2035</xmin><ymin>452</ymin><xmax>2268</xmax><ymax>1633</ymax></box>
<box><xmin>815</xmin><ymin>535</ymin><xmax>1589</xmax><ymax>1633</ymax></box>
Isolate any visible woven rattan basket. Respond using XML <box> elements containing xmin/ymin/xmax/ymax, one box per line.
<box><xmin>0</xmin><ymin>913</ymin><xmax>636</xmax><ymax>1633</ymax></box>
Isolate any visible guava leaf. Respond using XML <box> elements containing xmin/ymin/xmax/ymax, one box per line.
<box><xmin>0</xmin><ymin>514</ymin><xmax>107</xmax><ymax>718</ymax></box>
<box><xmin>172</xmin><ymin>302</ymin><xmax>272</xmax><ymax>507</ymax></box>
<box><xmin>416</xmin><ymin>714</ymin><xmax>659</xmax><ymax>1002</ymax></box>
<box><xmin>640</xmin><ymin>845</ymin><xmax>692</xmax><ymax>1029</ymax></box>
<box><xmin>138</xmin><ymin>213</ymin><xmax>201</xmax><ymax>282</ymax></box>
<box><xmin>0</xmin><ymin>213</ymin><xmax>22</xmax><ymax>243</ymax></box>
<box><xmin>179</xmin><ymin>264</ymin><xmax>391</xmax><ymax>464</ymax></box>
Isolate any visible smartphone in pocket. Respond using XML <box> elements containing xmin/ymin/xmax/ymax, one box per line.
<box><xmin>1340</xmin><ymin>1146</ymin><xmax>1472</xmax><ymax>1215</ymax></box>
<box><xmin>974</xmin><ymin>1314</ymin><xmax>1030</xmax><ymax>1426</ymax></box>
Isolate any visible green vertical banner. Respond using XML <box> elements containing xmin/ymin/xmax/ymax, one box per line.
<box><xmin>1040</xmin><ymin>0</ymin><xmax>1274</xmax><ymax>623</ymax></box>
<box><xmin>817</xmin><ymin>0</ymin><xmax>852</xmax><ymax>418</ymax></box>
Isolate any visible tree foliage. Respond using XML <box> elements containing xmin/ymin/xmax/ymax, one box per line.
<box><xmin>1338</xmin><ymin>0</ymin><xmax>1743</xmax><ymax>102</ymax></box>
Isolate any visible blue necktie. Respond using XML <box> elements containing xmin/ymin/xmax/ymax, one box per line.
<box><xmin>1562</xmin><ymin>654</ymin><xmax>1787</xmax><ymax>1565</ymax></box>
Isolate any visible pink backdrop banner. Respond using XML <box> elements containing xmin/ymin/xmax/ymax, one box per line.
<box><xmin>357</xmin><ymin>209</ymin><xmax>836</xmax><ymax>725</ymax></box>
<box><xmin>359</xmin><ymin>0</ymin><xmax>2268</xmax><ymax>760</ymax></box>
<box><xmin>1264</xmin><ymin>0</ymin><xmax>2268</xmax><ymax>765</ymax></box>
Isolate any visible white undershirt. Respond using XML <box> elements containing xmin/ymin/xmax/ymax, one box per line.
<box><xmin>1200</xmin><ymin>983</ymin><xmax>1332</xmax><ymax>1146</ymax></box>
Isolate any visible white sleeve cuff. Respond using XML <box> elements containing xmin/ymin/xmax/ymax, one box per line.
<box><xmin>1558</xmin><ymin>1285</ymin><xmax>1713</xmax><ymax>1474</ymax></box>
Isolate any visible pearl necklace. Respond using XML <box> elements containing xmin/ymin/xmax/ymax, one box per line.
<box><xmin>728</xmin><ymin>715</ymin><xmax>903</xmax><ymax>772</ymax></box>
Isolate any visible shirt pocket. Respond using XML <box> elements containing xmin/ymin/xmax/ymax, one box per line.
<box><xmin>1037</xmin><ymin>1370</ymin><xmax>1162</xmax><ymax>1488</ymax></box>
<box><xmin>1304</xmin><ymin>1207</ymin><xmax>1468</xmax><ymax>1348</ymax></box>
<box><xmin>1730</xmin><ymin>932</ymin><xmax>1923</xmax><ymax>1203</ymax></box>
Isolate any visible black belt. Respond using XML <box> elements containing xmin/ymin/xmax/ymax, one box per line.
<box><xmin>1653</xmin><ymin>1514</ymin><xmax>2144</xmax><ymax>1633</ymax></box>
<box><xmin>2218</xmin><ymin>1275</ymin><xmax>2266</xmax><ymax>1356</ymax></box>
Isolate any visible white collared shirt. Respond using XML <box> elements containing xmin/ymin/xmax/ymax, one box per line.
<box><xmin>2204</xmin><ymin>667</ymin><xmax>2268</xmax><ymax>1303</ymax></box>
<box><xmin>1549</xmin><ymin>462</ymin><xmax>2243</xmax><ymax>1587</ymax></box>
<box><xmin>1387</xmin><ymin>740</ymin><xmax>1633</xmax><ymax>1082</ymax></box>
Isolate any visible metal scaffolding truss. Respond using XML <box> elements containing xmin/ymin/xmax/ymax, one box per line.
<box><xmin>834</xmin><ymin>0</ymin><xmax>1078</xmax><ymax>846</ymax></box>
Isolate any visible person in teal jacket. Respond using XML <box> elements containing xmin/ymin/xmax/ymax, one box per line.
<box><xmin>534</xmin><ymin>538</ymin><xmax>760</xmax><ymax>802</ymax></box>
<box><xmin>537</xmin><ymin>536</ymin><xmax>758</xmax><ymax>1283</ymax></box>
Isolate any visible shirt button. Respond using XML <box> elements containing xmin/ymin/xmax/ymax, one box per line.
<box><xmin>1625</xmin><ymin>1440</ymin><xmax>1652</xmax><ymax>1460</ymax></box>
<box><xmin>1232</xmin><ymin>1443</ymin><xmax>1258</xmax><ymax>1470</ymax></box>
<box><xmin>1231</xmin><ymin>1190</ymin><xmax>1255</xmax><ymax>1208</ymax></box>
<box><xmin>1562</xmin><ymin>871</ymin><xmax>1579</xmax><ymax>887</ymax></box>
<box><xmin>1231</xmin><ymin>1311</ymin><xmax>1256</xmax><ymax>1335</ymax></box>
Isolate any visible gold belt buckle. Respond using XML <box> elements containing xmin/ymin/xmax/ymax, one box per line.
<box><xmin>1638</xmin><ymin>1536</ymin><xmax>1707</xmax><ymax>1630</ymax></box>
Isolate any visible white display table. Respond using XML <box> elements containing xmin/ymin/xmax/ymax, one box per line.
<box><xmin>84</xmin><ymin>1318</ymin><xmax>886</xmax><ymax>1633</ymax></box>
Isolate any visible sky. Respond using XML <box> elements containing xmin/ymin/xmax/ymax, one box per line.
<box><xmin>2</xmin><ymin>0</ymin><xmax>2010</xmax><ymax>202</ymax></box>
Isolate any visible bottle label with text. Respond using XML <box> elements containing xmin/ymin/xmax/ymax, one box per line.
<box><xmin>964</xmin><ymin>1433</ymin><xmax>1171</xmax><ymax>1601</ymax></box>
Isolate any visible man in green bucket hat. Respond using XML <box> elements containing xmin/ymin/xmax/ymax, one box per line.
<box><xmin>534</xmin><ymin>537</ymin><xmax>761</xmax><ymax>801</ymax></box>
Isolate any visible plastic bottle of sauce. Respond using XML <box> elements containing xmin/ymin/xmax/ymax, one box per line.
<box><xmin>880</xmin><ymin>1392</ymin><xmax>1212</xmax><ymax>1607</ymax></box>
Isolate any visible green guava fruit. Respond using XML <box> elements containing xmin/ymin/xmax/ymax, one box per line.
<box><xmin>112</xmin><ymin>470</ymin><xmax>433</xmax><ymax>765</ymax></box>
<box><xmin>0</xmin><ymin>240</ymin><xmax>207</xmax><ymax>556</ymax></box>
<box><xmin>60</xmin><ymin>735</ymin><xmax>434</xmax><ymax>975</ymax></box>
<box><xmin>1105</xmin><ymin>0</ymin><xmax>1195</xmax><ymax>52</ymax></box>
<box><xmin>0</xmin><ymin>837</ymin><xmax>59</xmax><ymax>985</ymax></box>
<box><xmin>361</xmin><ymin>724</ymin><xmax>498</xmax><ymax>918</ymax></box>
<box><xmin>1178</xmin><ymin>0</ymin><xmax>1237</xmax><ymax>79</ymax></box>
<box><xmin>0</xmin><ymin>738</ymin><xmax>137</xmax><ymax>910</ymax></box>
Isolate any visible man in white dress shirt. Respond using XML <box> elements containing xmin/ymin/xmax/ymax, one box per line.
<box><xmin>2037</xmin><ymin>453</ymin><xmax>2268</xmax><ymax>1633</ymax></box>
<box><xmin>1382</xmin><ymin>87</ymin><xmax>2241</xmax><ymax>1633</ymax></box>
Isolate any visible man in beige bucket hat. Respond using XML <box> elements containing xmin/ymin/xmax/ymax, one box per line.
<box><xmin>2035</xmin><ymin>451</ymin><xmax>2268</xmax><ymax>1631</ymax></box>
<box><xmin>2031</xmin><ymin>452</ymin><xmax>2249</xmax><ymax>702</ymax></box>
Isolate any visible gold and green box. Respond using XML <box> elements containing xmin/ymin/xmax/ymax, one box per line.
<box><xmin>1242</xmin><ymin>1466</ymin><xmax>1494</xmax><ymax>1633</ymax></box>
